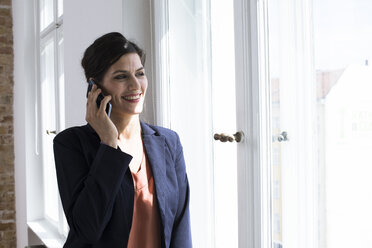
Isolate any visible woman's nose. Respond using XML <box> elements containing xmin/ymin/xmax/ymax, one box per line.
<box><xmin>128</xmin><ymin>75</ymin><xmax>141</xmax><ymax>89</ymax></box>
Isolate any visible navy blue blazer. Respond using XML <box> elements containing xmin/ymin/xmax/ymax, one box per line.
<box><xmin>53</xmin><ymin>121</ymin><xmax>192</xmax><ymax>247</ymax></box>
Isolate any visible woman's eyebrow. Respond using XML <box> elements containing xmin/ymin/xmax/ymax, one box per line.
<box><xmin>112</xmin><ymin>67</ymin><xmax>144</xmax><ymax>74</ymax></box>
<box><xmin>112</xmin><ymin>70</ymin><xmax>128</xmax><ymax>74</ymax></box>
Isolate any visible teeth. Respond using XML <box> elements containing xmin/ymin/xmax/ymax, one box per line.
<box><xmin>123</xmin><ymin>94</ymin><xmax>140</xmax><ymax>100</ymax></box>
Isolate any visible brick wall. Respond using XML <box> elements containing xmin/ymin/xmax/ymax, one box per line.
<box><xmin>0</xmin><ymin>0</ymin><xmax>16</xmax><ymax>246</ymax></box>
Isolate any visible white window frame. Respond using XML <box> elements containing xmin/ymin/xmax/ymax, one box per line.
<box><xmin>27</xmin><ymin>0</ymin><xmax>66</xmax><ymax>246</ymax></box>
<box><xmin>152</xmin><ymin>0</ymin><xmax>171</xmax><ymax>128</ymax></box>
<box><xmin>234</xmin><ymin>0</ymin><xmax>273</xmax><ymax>247</ymax></box>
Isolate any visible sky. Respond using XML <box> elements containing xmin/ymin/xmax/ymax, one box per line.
<box><xmin>313</xmin><ymin>0</ymin><xmax>372</xmax><ymax>70</ymax></box>
<box><xmin>267</xmin><ymin>0</ymin><xmax>372</xmax><ymax>75</ymax></box>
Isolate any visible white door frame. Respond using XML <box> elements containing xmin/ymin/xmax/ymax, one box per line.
<box><xmin>234</xmin><ymin>0</ymin><xmax>272</xmax><ymax>247</ymax></box>
<box><xmin>151</xmin><ymin>0</ymin><xmax>171</xmax><ymax>128</ymax></box>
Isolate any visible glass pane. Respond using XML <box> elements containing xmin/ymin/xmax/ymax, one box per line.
<box><xmin>57</xmin><ymin>26</ymin><xmax>65</xmax><ymax>131</ymax></box>
<box><xmin>168</xmin><ymin>0</ymin><xmax>214</xmax><ymax>247</ymax></box>
<box><xmin>210</xmin><ymin>0</ymin><xmax>238</xmax><ymax>247</ymax></box>
<box><xmin>40</xmin><ymin>33</ymin><xmax>59</xmax><ymax>224</ymax></box>
<box><xmin>267</xmin><ymin>0</ymin><xmax>372</xmax><ymax>247</ymax></box>
<box><xmin>40</xmin><ymin>0</ymin><xmax>54</xmax><ymax>31</ymax></box>
<box><xmin>57</xmin><ymin>26</ymin><xmax>67</xmax><ymax>236</ymax></box>
<box><xmin>314</xmin><ymin>0</ymin><xmax>372</xmax><ymax>247</ymax></box>
<box><xmin>58</xmin><ymin>0</ymin><xmax>63</xmax><ymax>18</ymax></box>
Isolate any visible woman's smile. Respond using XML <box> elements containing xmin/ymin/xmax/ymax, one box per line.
<box><xmin>122</xmin><ymin>93</ymin><xmax>143</xmax><ymax>102</ymax></box>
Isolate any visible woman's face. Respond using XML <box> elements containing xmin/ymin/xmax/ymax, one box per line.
<box><xmin>100</xmin><ymin>53</ymin><xmax>147</xmax><ymax>116</ymax></box>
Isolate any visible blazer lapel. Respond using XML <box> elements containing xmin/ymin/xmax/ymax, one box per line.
<box><xmin>141</xmin><ymin>122</ymin><xmax>167</xmax><ymax>229</ymax></box>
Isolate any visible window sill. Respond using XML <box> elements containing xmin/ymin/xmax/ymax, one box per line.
<box><xmin>28</xmin><ymin>219</ymin><xmax>66</xmax><ymax>248</ymax></box>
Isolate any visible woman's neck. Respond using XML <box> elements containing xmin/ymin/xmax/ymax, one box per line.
<box><xmin>110</xmin><ymin>113</ymin><xmax>141</xmax><ymax>141</ymax></box>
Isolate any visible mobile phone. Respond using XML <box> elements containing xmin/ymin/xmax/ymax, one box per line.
<box><xmin>86</xmin><ymin>79</ymin><xmax>112</xmax><ymax>117</ymax></box>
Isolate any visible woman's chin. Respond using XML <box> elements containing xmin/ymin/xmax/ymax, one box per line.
<box><xmin>111</xmin><ymin>108</ymin><xmax>143</xmax><ymax>117</ymax></box>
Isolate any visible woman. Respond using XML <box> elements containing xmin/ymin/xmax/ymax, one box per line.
<box><xmin>53</xmin><ymin>32</ymin><xmax>192</xmax><ymax>248</ymax></box>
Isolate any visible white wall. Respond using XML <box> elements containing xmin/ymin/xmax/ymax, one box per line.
<box><xmin>122</xmin><ymin>0</ymin><xmax>154</xmax><ymax>124</ymax></box>
<box><xmin>64</xmin><ymin>0</ymin><xmax>124</xmax><ymax>128</ymax></box>
<box><xmin>13</xmin><ymin>0</ymin><xmax>38</xmax><ymax>247</ymax></box>
<box><xmin>64</xmin><ymin>0</ymin><xmax>154</xmax><ymax>128</ymax></box>
<box><xmin>12</xmin><ymin>0</ymin><xmax>27</xmax><ymax>247</ymax></box>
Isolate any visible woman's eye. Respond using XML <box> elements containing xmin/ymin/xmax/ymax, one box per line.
<box><xmin>115</xmin><ymin>75</ymin><xmax>128</xmax><ymax>79</ymax></box>
<box><xmin>136</xmin><ymin>71</ymin><xmax>145</xmax><ymax>77</ymax></box>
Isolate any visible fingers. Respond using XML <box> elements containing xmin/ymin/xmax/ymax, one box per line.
<box><xmin>87</xmin><ymin>84</ymin><xmax>101</xmax><ymax>108</ymax></box>
<box><xmin>99</xmin><ymin>95</ymin><xmax>112</xmax><ymax>113</ymax></box>
<box><xmin>86</xmin><ymin>84</ymin><xmax>103</xmax><ymax>122</ymax></box>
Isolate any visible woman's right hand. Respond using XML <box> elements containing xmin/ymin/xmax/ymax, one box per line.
<box><xmin>85</xmin><ymin>84</ymin><xmax>118</xmax><ymax>148</ymax></box>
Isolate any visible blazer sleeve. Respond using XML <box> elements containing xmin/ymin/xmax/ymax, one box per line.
<box><xmin>53</xmin><ymin>132</ymin><xmax>132</xmax><ymax>243</ymax></box>
<box><xmin>170</xmin><ymin>134</ymin><xmax>192</xmax><ymax>247</ymax></box>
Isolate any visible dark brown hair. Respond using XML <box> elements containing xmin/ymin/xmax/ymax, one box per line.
<box><xmin>81</xmin><ymin>32</ymin><xmax>145</xmax><ymax>84</ymax></box>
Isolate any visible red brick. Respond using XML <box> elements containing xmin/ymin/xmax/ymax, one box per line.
<box><xmin>0</xmin><ymin>126</ymin><xmax>7</xmax><ymax>135</ymax></box>
<box><xmin>0</xmin><ymin>223</ymin><xmax>14</xmax><ymax>232</ymax></box>
<box><xmin>0</xmin><ymin>47</ymin><xmax>12</xmax><ymax>55</ymax></box>
<box><xmin>0</xmin><ymin>211</ymin><xmax>15</xmax><ymax>221</ymax></box>
<box><xmin>0</xmin><ymin>0</ymin><xmax>11</xmax><ymax>6</ymax></box>
<box><xmin>0</xmin><ymin>8</ymin><xmax>11</xmax><ymax>17</ymax></box>
<box><xmin>6</xmin><ymin>125</ymin><xmax>12</xmax><ymax>135</ymax></box>
<box><xmin>0</xmin><ymin>104</ymin><xmax>11</xmax><ymax>112</ymax></box>
<box><xmin>0</xmin><ymin>54</ymin><xmax>12</xmax><ymax>65</ymax></box>
<box><xmin>0</xmin><ymin>0</ymin><xmax>15</xmax><ymax>245</ymax></box>
<box><xmin>0</xmin><ymin>135</ymin><xmax>12</xmax><ymax>145</ymax></box>
<box><xmin>0</xmin><ymin>95</ymin><xmax>11</xmax><ymax>104</ymax></box>
<box><xmin>0</xmin><ymin>85</ymin><xmax>12</xmax><ymax>94</ymax></box>
<box><xmin>0</xmin><ymin>115</ymin><xmax>12</xmax><ymax>122</ymax></box>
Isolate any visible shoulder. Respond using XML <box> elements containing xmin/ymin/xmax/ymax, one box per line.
<box><xmin>142</xmin><ymin>122</ymin><xmax>181</xmax><ymax>143</ymax></box>
<box><xmin>141</xmin><ymin>122</ymin><xmax>183</xmax><ymax>155</ymax></box>
<box><xmin>53</xmin><ymin>124</ymin><xmax>96</xmax><ymax>148</ymax></box>
<box><xmin>146</xmin><ymin>123</ymin><xmax>179</xmax><ymax>138</ymax></box>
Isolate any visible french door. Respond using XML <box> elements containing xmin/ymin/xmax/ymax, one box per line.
<box><xmin>155</xmin><ymin>0</ymin><xmax>261</xmax><ymax>247</ymax></box>
<box><xmin>155</xmin><ymin>0</ymin><xmax>372</xmax><ymax>247</ymax></box>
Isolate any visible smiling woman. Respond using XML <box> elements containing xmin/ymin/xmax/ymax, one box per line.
<box><xmin>53</xmin><ymin>32</ymin><xmax>192</xmax><ymax>248</ymax></box>
<box><xmin>100</xmin><ymin>53</ymin><xmax>147</xmax><ymax>118</ymax></box>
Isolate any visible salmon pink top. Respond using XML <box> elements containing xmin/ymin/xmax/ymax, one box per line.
<box><xmin>127</xmin><ymin>149</ymin><xmax>162</xmax><ymax>248</ymax></box>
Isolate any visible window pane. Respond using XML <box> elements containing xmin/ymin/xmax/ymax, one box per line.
<box><xmin>57</xmin><ymin>26</ymin><xmax>65</xmax><ymax>131</ymax></box>
<box><xmin>314</xmin><ymin>0</ymin><xmax>372</xmax><ymax>247</ymax></box>
<box><xmin>40</xmin><ymin>0</ymin><xmax>54</xmax><ymax>31</ymax></box>
<box><xmin>268</xmin><ymin>0</ymin><xmax>319</xmax><ymax>246</ymax></box>
<box><xmin>168</xmin><ymin>0</ymin><xmax>214</xmax><ymax>246</ymax></box>
<box><xmin>267</xmin><ymin>0</ymin><xmax>372</xmax><ymax>247</ymax></box>
<box><xmin>57</xmin><ymin>26</ymin><xmax>68</xmax><ymax>236</ymax></box>
<box><xmin>58</xmin><ymin>0</ymin><xmax>63</xmax><ymax>18</ymax></box>
<box><xmin>210</xmin><ymin>0</ymin><xmax>238</xmax><ymax>246</ymax></box>
<box><xmin>40</xmin><ymin>34</ymin><xmax>59</xmax><ymax>224</ymax></box>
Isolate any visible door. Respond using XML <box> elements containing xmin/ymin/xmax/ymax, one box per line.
<box><xmin>157</xmin><ymin>0</ymin><xmax>249</xmax><ymax>247</ymax></box>
<box><xmin>266</xmin><ymin>0</ymin><xmax>372</xmax><ymax>247</ymax></box>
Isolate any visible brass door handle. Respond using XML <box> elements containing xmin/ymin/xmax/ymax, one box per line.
<box><xmin>46</xmin><ymin>130</ymin><xmax>57</xmax><ymax>135</ymax></box>
<box><xmin>214</xmin><ymin>131</ymin><xmax>243</xmax><ymax>143</ymax></box>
